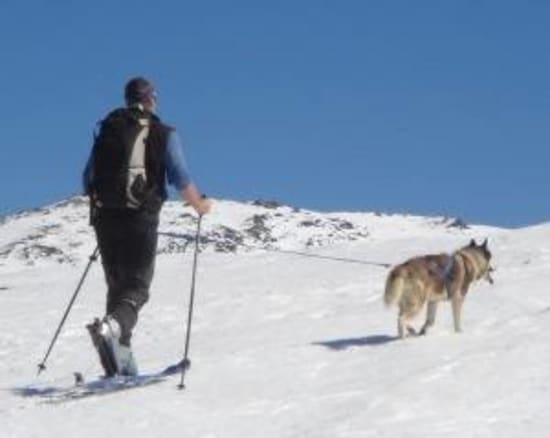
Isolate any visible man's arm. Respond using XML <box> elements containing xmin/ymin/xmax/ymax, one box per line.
<box><xmin>166</xmin><ymin>130</ymin><xmax>211</xmax><ymax>215</ymax></box>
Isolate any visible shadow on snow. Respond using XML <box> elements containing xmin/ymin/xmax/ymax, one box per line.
<box><xmin>312</xmin><ymin>334</ymin><xmax>398</xmax><ymax>351</ymax></box>
<box><xmin>11</xmin><ymin>386</ymin><xmax>60</xmax><ymax>398</ymax></box>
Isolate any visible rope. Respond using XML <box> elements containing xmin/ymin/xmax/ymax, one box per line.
<box><xmin>254</xmin><ymin>246</ymin><xmax>391</xmax><ymax>268</ymax></box>
<box><xmin>158</xmin><ymin>230</ymin><xmax>391</xmax><ymax>268</ymax></box>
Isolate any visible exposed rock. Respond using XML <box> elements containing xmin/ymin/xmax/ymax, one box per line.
<box><xmin>251</xmin><ymin>199</ymin><xmax>282</xmax><ymax>209</ymax></box>
<box><xmin>329</xmin><ymin>218</ymin><xmax>354</xmax><ymax>230</ymax></box>
<box><xmin>211</xmin><ymin>226</ymin><xmax>244</xmax><ymax>253</ymax></box>
<box><xmin>443</xmin><ymin>217</ymin><xmax>469</xmax><ymax>230</ymax></box>
<box><xmin>245</xmin><ymin>214</ymin><xmax>277</xmax><ymax>243</ymax></box>
<box><xmin>300</xmin><ymin>219</ymin><xmax>322</xmax><ymax>227</ymax></box>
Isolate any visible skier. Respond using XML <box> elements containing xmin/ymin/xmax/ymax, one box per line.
<box><xmin>83</xmin><ymin>77</ymin><xmax>212</xmax><ymax>376</ymax></box>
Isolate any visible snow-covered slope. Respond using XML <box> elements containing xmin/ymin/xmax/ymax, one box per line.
<box><xmin>1</xmin><ymin>198</ymin><xmax>549</xmax><ymax>437</ymax></box>
<box><xmin>0</xmin><ymin>197</ymin><xmax>474</xmax><ymax>268</ymax></box>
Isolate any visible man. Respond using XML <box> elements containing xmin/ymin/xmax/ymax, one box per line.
<box><xmin>83</xmin><ymin>77</ymin><xmax>211</xmax><ymax>376</ymax></box>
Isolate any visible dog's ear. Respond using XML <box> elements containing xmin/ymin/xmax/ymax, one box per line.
<box><xmin>469</xmin><ymin>238</ymin><xmax>476</xmax><ymax>247</ymax></box>
<box><xmin>482</xmin><ymin>238</ymin><xmax>488</xmax><ymax>249</ymax></box>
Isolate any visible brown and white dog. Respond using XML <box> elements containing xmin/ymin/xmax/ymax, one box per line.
<box><xmin>384</xmin><ymin>239</ymin><xmax>494</xmax><ymax>338</ymax></box>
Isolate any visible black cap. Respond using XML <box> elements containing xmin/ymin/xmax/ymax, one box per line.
<box><xmin>124</xmin><ymin>77</ymin><xmax>157</xmax><ymax>105</ymax></box>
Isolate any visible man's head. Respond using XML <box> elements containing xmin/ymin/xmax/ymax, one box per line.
<box><xmin>124</xmin><ymin>77</ymin><xmax>158</xmax><ymax>112</ymax></box>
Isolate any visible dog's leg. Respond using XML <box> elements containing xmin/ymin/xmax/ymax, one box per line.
<box><xmin>420</xmin><ymin>301</ymin><xmax>438</xmax><ymax>336</ymax></box>
<box><xmin>398</xmin><ymin>312</ymin><xmax>417</xmax><ymax>338</ymax></box>
<box><xmin>398</xmin><ymin>317</ymin><xmax>417</xmax><ymax>338</ymax></box>
<box><xmin>398</xmin><ymin>313</ymin><xmax>419</xmax><ymax>338</ymax></box>
<box><xmin>397</xmin><ymin>292</ymin><xmax>422</xmax><ymax>339</ymax></box>
<box><xmin>398</xmin><ymin>315</ymin><xmax>406</xmax><ymax>339</ymax></box>
<box><xmin>451</xmin><ymin>294</ymin><xmax>464</xmax><ymax>333</ymax></box>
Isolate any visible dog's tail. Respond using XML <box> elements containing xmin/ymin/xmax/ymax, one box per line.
<box><xmin>384</xmin><ymin>269</ymin><xmax>404</xmax><ymax>307</ymax></box>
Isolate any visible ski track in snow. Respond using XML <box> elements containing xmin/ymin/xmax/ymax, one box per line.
<box><xmin>1</xmin><ymin>197</ymin><xmax>549</xmax><ymax>437</ymax></box>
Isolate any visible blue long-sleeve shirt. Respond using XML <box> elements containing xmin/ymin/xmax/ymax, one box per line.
<box><xmin>165</xmin><ymin>131</ymin><xmax>191</xmax><ymax>191</ymax></box>
<box><xmin>83</xmin><ymin>130</ymin><xmax>192</xmax><ymax>194</ymax></box>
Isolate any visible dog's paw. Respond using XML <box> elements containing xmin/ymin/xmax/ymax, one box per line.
<box><xmin>406</xmin><ymin>326</ymin><xmax>418</xmax><ymax>336</ymax></box>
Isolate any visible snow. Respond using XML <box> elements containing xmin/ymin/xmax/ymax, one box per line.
<box><xmin>1</xmin><ymin>197</ymin><xmax>549</xmax><ymax>437</ymax></box>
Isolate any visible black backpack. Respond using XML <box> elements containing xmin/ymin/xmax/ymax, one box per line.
<box><xmin>87</xmin><ymin>107</ymin><xmax>169</xmax><ymax>212</ymax></box>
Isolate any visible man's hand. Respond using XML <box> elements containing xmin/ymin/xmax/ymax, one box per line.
<box><xmin>195</xmin><ymin>197</ymin><xmax>212</xmax><ymax>216</ymax></box>
<box><xmin>182</xmin><ymin>183</ymin><xmax>213</xmax><ymax>216</ymax></box>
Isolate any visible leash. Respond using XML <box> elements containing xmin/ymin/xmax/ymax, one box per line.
<box><xmin>255</xmin><ymin>246</ymin><xmax>391</xmax><ymax>268</ymax></box>
<box><xmin>158</xmin><ymin>230</ymin><xmax>391</xmax><ymax>268</ymax></box>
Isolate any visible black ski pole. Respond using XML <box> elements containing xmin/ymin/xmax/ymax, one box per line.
<box><xmin>178</xmin><ymin>215</ymin><xmax>203</xmax><ymax>389</ymax></box>
<box><xmin>37</xmin><ymin>246</ymin><xmax>100</xmax><ymax>375</ymax></box>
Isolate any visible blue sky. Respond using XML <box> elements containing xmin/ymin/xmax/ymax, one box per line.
<box><xmin>0</xmin><ymin>1</ymin><xmax>548</xmax><ymax>228</ymax></box>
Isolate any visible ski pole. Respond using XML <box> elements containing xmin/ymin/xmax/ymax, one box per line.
<box><xmin>178</xmin><ymin>215</ymin><xmax>203</xmax><ymax>389</ymax></box>
<box><xmin>37</xmin><ymin>246</ymin><xmax>100</xmax><ymax>375</ymax></box>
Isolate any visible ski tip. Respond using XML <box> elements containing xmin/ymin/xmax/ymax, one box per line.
<box><xmin>162</xmin><ymin>358</ymin><xmax>191</xmax><ymax>375</ymax></box>
<box><xmin>37</xmin><ymin>363</ymin><xmax>46</xmax><ymax>376</ymax></box>
<box><xmin>74</xmin><ymin>372</ymin><xmax>85</xmax><ymax>386</ymax></box>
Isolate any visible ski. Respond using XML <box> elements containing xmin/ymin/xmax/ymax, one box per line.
<box><xmin>15</xmin><ymin>359</ymin><xmax>190</xmax><ymax>403</ymax></box>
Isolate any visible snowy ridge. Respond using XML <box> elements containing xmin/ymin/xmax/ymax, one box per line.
<box><xmin>0</xmin><ymin>196</ymin><xmax>473</xmax><ymax>266</ymax></box>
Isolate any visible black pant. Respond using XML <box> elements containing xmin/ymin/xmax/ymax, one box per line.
<box><xmin>94</xmin><ymin>208</ymin><xmax>159</xmax><ymax>346</ymax></box>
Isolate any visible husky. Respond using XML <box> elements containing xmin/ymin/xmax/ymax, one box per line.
<box><xmin>384</xmin><ymin>239</ymin><xmax>494</xmax><ymax>338</ymax></box>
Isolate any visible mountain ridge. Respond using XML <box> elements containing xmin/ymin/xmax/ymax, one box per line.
<box><xmin>0</xmin><ymin>196</ymin><xmax>489</xmax><ymax>267</ymax></box>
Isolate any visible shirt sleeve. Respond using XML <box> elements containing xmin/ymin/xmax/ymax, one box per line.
<box><xmin>82</xmin><ymin>122</ymin><xmax>101</xmax><ymax>194</ymax></box>
<box><xmin>82</xmin><ymin>153</ymin><xmax>94</xmax><ymax>194</ymax></box>
<box><xmin>165</xmin><ymin>130</ymin><xmax>192</xmax><ymax>191</ymax></box>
